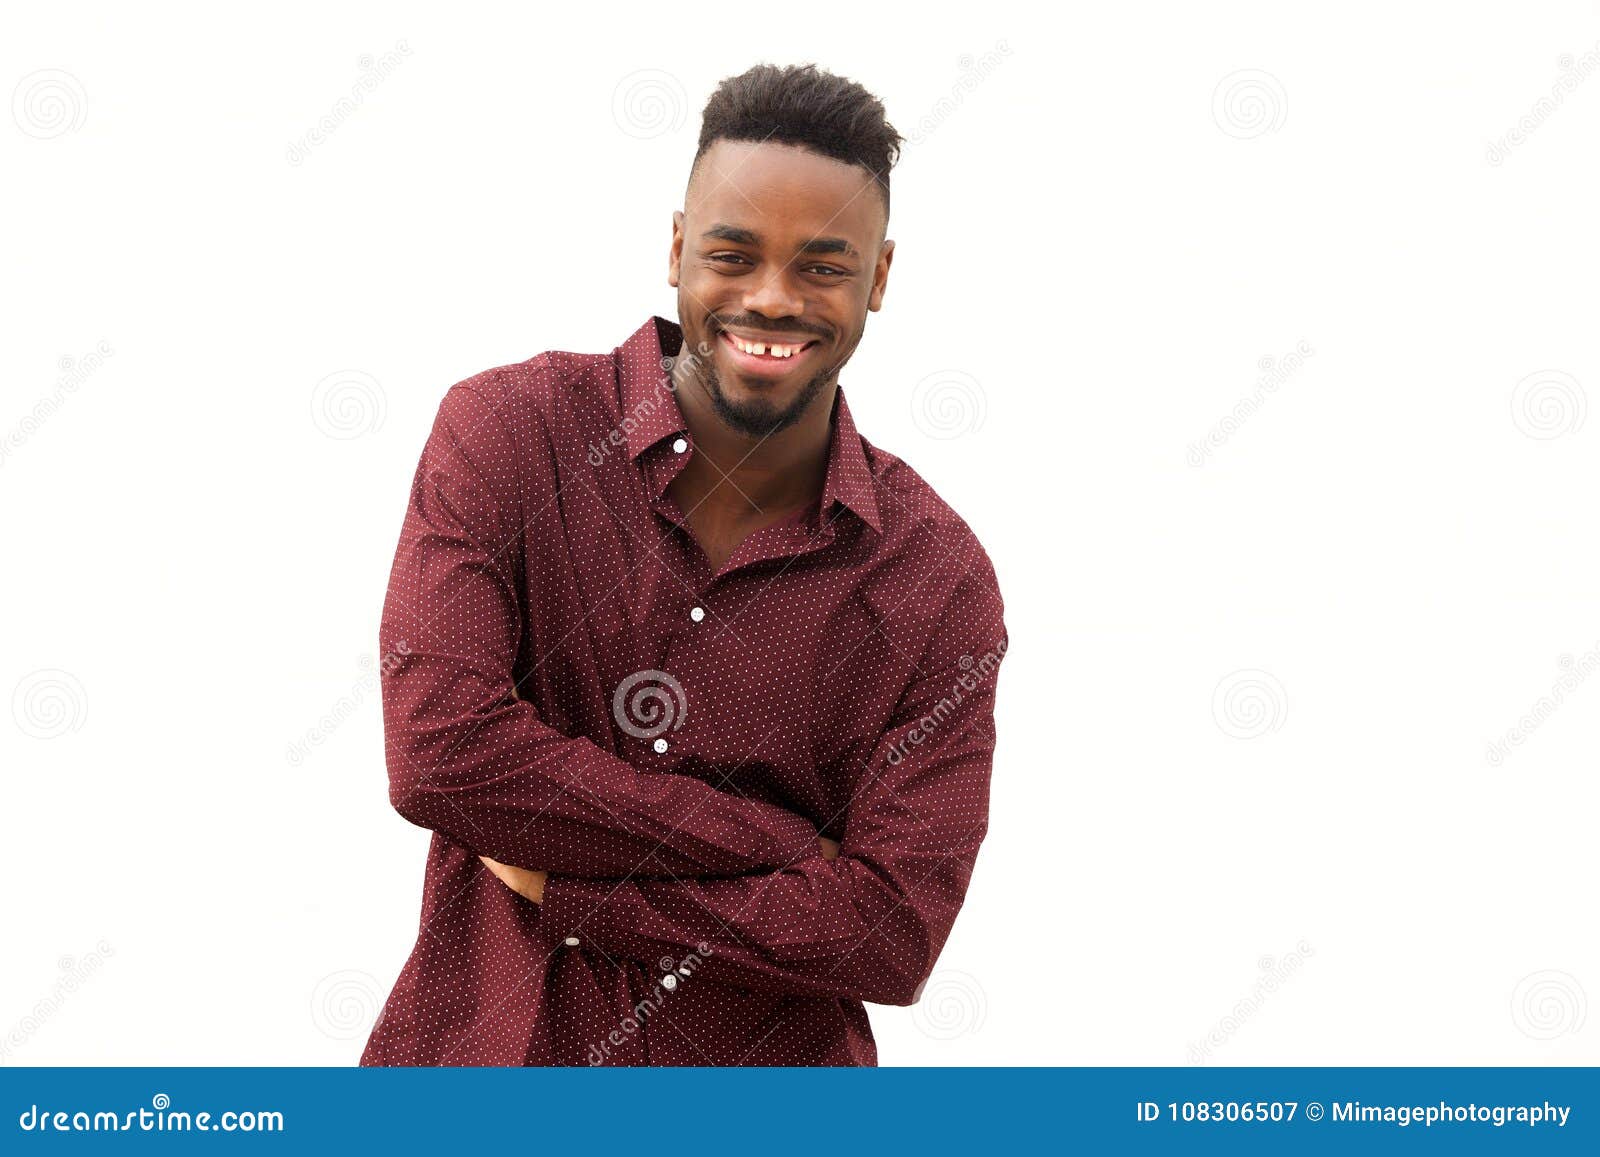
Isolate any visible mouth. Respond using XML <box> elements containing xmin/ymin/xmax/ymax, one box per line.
<box><xmin>714</xmin><ymin>329</ymin><xmax>824</xmax><ymax>381</ymax></box>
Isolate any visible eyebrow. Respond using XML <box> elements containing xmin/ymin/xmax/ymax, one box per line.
<box><xmin>701</xmin><ymin>224</ymin><xmax>860</xmax><ymax>259</ymax></box>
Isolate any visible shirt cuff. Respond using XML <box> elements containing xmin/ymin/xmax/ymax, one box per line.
<box><xmin>541</xmin><ymin>874</ymin><xmax>648</xmax><ymax>959</ymax></box>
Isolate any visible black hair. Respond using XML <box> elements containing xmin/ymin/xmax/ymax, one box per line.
<box><xmin>691</xmin><ymin>63</ymin><xmax>904</xmax><ymax>220</ymax></box>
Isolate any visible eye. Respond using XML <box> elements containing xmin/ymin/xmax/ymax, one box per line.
<box><xmin>708</xmin><ymin>252</ymin><xmax>752</xmax><ymax>265</ymax></box>
<box><xmin>805</xmin><ymin>265</ymin><xmax>848</xmax><ymax>277</ymax></box>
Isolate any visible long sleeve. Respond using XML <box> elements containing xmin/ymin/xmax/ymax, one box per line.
<box><xmin>379</xmin><ymin>380</ymin><xmax>820</xmax><ymax>877</ymax></box>
<box><xmin>539</xmin><ymin>556</ymin><xmax>1008</xmax><ymax>1006</ymax></box>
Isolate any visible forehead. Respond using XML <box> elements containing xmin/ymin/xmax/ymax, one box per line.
<box><xmin>687</xmin><ymin>138</ymin><xmax>885</xmax><ymax>247</ymax></box>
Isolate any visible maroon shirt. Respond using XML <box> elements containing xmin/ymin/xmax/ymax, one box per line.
<box><xmin>362</xmin><ymin>315</ymin><xmax>1008</xmax><ymax>1066</ymax></box>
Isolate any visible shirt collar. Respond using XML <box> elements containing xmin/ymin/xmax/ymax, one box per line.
<box><xmin>615</xmin><ymin>315</ymin><xmax>882</xmax><ymax>538</ymax></box>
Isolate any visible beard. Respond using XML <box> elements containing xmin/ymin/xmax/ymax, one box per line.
<box><xmin>698</xmin><ymin>358</ymin><xmax>835</xmax><ymax>440</ymax></box>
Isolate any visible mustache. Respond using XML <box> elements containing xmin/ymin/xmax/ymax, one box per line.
<box><xmin>711</xmin><ymin>318</ymin><xmax>829</xmax><ymax>341</ymax></box>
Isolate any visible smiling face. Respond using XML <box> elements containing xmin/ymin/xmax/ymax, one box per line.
<box><xmin>669</xmin><ymin>138</ymin><xmax>894</xmax><ymax>439</ymax></box>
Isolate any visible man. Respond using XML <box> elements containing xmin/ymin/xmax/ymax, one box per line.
<box><xmin>362</xmin><ymin>62</ymin><xmax>1008</xmax><ymax>1067</ymax></box>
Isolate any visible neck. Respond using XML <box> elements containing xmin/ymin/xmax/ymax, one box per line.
<box><xmin>672</xmin><ymin>375</ymin><xmax>837</xmax><ymax>521</ymax></box>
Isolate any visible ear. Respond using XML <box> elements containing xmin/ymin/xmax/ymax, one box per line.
<box><xmin>668</xmin><ymin>209</ymin><xmax>685</xmax><ymax>288</ymax></box>
<box><xmin>868</xmin><ymin>239</ymin><xmax>895</xmax><ymax>312</ymax></box>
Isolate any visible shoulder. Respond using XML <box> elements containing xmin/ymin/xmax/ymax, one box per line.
<box><xmin>424</xmin><ymin>344</ymin><xmax>628</xmax><ymax>486</ymax></box>
<box><xmin>433</xmin><ymin>347</ymin><xmax>619</xmax><ymax>441</ymax></box>
<box><xmin>854</xmin><ymin>439</ymin><xmax>1007</xmax><ymax>675</ymax></box>
<box><xmin>866</xmin><ymin>440</ymin><xmax>1004</xmax><ymax>609</ymax></box>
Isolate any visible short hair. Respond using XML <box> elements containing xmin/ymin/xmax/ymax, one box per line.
<box><xmin>691</xmin><ymin>62</ymin><xmax>904</xmax><ymax>221</ymax></box>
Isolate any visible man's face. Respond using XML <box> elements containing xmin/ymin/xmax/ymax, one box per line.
<box><xmin>669</xmin><ymin>139</ymin><xmax>894</xmax><ymax>439</ymax></box>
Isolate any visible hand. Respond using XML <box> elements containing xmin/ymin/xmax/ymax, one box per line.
<box><xmin>479</xmin><ymin>854</ymin><xmax>547</xmax><ymax>904</ymax></box>
<box><xmin>818</xmin><ymin>836</ymin><xmax>840</xmax><ymax>860</ymax></box>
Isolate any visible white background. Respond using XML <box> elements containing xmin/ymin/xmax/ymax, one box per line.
<box><xmin>3</xmin><ymin>1</ymin><xmax>1597</xmax><ymax>1066</ymax></box>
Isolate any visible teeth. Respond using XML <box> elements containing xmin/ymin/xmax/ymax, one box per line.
<box><xmin>729</xmin><ymin>334</ymin><xmax>806</xmax><ymax>358</ymax></box>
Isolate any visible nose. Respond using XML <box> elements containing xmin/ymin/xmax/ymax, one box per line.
<box><xmin>741</xmin><ymin>265</ymin><xmax>806</xmax><ymax>320</ymax></box>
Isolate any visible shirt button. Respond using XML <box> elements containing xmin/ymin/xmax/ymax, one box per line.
<box><xmin>652</xmin><ymin>737</ymin><xmax>669</xmax><ymax>753</ymax></box>
<box><xmin>661</xmin><ymin>973</ymin><xmax>678</xmax><ymax>990</ymax></box>
<box><xmin>671</xmin><ymin>437</ymin><xmax>688</xmax><ymax>453</ymax></box>
<box><xmin>689</xmin><ymin>606</ymin><xmax>705</xmax><ymax>622</ymax></box>
<box><xmin>564</xmin><ymin>937</ymin><xmax>581</xmax><ymax>947</ymax></box>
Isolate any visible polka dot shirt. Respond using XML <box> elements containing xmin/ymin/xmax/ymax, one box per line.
<box><xmin>361</xmin><ymin>315</ymin><xmax>1008</xmax><ymax>1066</ymax></box>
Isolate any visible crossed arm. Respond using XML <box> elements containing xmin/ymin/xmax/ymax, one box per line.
<box><xmin>478</xmin><ymin>625</ymin><xmax>1003</xmax><ymax>1008</ymax></box>
<box><xmin>466</xmin><ymin>592</ymin><xmax>1005</xmax><ymax>1011</ymax></box>
<box><xmin>475</xmin><ymin>684</ymin><xmax>840</xmax><ymax>898</ymax></box>
<box><xmin>479</xmin><ymin>835</ymin><xmax>842</xmax><ymax>903</ymax></box>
